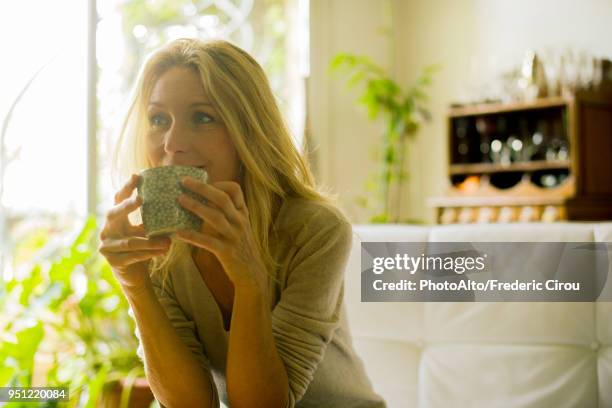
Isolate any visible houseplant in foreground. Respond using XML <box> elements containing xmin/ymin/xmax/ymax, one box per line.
<box><xmin>0</xmin><ymin>217</ymin><xmax>154</xmax><ymax>407</ymax></box>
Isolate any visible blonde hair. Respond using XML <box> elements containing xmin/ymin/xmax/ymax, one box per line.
<box><xmin>114</xmin><ymin>38</ymin><xmax>331</xmax><ymax>286</ymax></box>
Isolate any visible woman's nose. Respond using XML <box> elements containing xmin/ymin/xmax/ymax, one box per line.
<box><xmin>163</xmin><ymin>123</ymin><xmax>190</xmax><ymax>154</ymax></box>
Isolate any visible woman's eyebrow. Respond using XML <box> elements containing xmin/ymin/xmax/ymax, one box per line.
<box><xmin>147</xmin><ymin>101</ymin><xmax>214</xmax><ymax>107</ymax></box>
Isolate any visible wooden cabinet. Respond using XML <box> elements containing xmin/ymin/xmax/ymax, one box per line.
<box><xmin>429</xmin><ymin>90</ymin><xmax>612</xmax><ymax>223</ymax></box>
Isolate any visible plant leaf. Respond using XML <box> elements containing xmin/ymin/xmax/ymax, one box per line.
<box><xmin>84</xmin><ymin>363</ymin><xmax>111</xmax><ymax>408</ymax></box>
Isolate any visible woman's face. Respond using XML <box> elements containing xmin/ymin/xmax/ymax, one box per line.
<box><xmin>145</xmin><ymin>66</ymin><xmax>240</xmax><ymax>184</ymax></box>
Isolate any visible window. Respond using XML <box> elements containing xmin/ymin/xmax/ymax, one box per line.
<box><xmin>97</xmin><ymin>0</ymin><xmax>310</xmax><ymax>210</ymax></box>
<box><xmin>1</xmin><ymin>0</ymin><xmax>309</xmax><ymax>278</ymax></box>
<box><xmin>0</xmin><ymin>1</ymin><xmax>88</xmax><ymax>279</ymax></box>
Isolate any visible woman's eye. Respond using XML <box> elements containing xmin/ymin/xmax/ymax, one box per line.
<box><xmin>194</xmin><ymin>111</ymin><xmax>213</xmax><ymax>124</ymax></box>
<box><xmin>149</xmin><ymin>114</ymin><xmax>168</xmax><ymax>127</ymax></box>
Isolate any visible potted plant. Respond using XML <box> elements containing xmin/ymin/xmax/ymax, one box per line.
<box><xmin>0</xmin><ymin>217</ymin><xmax>154</xmax><ymax>407</ymax></box>
<box><xmin>330</xmin><ymin>54</ymin><xmax>438</xmax><ymax>223</ymax></box>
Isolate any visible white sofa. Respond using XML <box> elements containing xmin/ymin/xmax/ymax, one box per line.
<box><xmin>344</xmin><ymin>222</ymin><xmax>612</xmax><ymax>408</ymax></box>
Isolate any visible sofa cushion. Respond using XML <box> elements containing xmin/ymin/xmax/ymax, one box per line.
<box><xmin>419</xmin><ymin>344</ymin><xmax>597</xmax><ymax>408</ymax></box>
<box><xmin>343</xmin><ymin>222</ymin><xmax>611</xmax><ymax>408</ymax></box>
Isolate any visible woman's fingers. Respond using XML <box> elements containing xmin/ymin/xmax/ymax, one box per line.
<box><xmin>175</xmin><ymin>229</ymin><xmax>223</xmax><ymax>253</ymax></box>
<box><xmin>212</xmin><ymin>181</ymin><xmax>248</xmax><ymax>215</ymax></box>
<box><xmin>178</xmin><ymin>194</ymin><xmax>235</xmax><ymax>238</ymax></box>
<box><xmin>127</xmin><ymin>223</ymin><xmax>146</xmax><ymax>237</ymax></box>
<box><xmin>100</xmin><ymin>195</ymin><xmax>143</xmax><ymax>240</ymax></box>
<box><xmin>180</xmin><ymin>177</ymin><xmax>244</xmax><ymax>224</ymax></box>
<box><xmin>104</xmin><ymin>249</ymin><xmax>168</xmax><ymax>268</ymax></box>
<box><xmin>101</xmin><ymin>174</ymin><xmax>142</xmax><ymax>240</ymax></box>
<box><xmin>107</xmin><ymin>195</ymin><xmax>142</xmax><ymax>223</ymax></box>
<box><xmin>114</xmin><ymin>174</ymin><xmax>140</xmax><ymax>205</ymax></box>
<box><xmin>100</xmin><ymin>236</ymin><xmax>170</xmax><ymax>254</ymax></box>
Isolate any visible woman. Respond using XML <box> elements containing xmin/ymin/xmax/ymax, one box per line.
<box><xmin>99</xmin><ymin>38</ymin><xmax>385</xmax><ymax>408</ymax></box>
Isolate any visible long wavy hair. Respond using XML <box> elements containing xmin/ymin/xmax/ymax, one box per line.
<box><xmin>113</xmin><ymin>38</ymin><xmax>330</xmax><ymax>286</ymax></box>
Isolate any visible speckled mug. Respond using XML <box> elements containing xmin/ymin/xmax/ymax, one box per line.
<box><xmin>137</xmin><ymin>165</ymin><xmax>208</xmax><ymax>237</ymax></box>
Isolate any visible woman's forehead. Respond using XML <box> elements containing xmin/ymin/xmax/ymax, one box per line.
<box><xmin>148</xmin><ymin>66</ymin><xmax>210</xmax><ymax>106</ymax></box>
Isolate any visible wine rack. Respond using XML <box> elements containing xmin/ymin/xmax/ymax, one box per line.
<box><xmin>429</xmin><ymin>90</ymin><xmax>612</xmax><ymax>223</ymax></box>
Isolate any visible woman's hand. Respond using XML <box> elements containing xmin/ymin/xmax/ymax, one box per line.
<box><xmin>99</xmin><ymin>174</ymin><xmax>171</xmax><ymax>291</ymax></box>
<box><xmin>175</xmin><ymin>177</ymin><xmax>266</xmax><ymax>290</ymax></box>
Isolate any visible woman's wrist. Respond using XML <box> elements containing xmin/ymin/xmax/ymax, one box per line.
<box><xmin>233</xmin><ymin>273</ymin><xmax>268</xmax><ymax>303</ymax></box>
<box><xmin>122</xmin><ymin>277</ymin><xmax>153</xmax><ymax>300</ymax></box>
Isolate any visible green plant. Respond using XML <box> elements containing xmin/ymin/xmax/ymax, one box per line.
<box><xmin>0</xmin><ymin>217</ymin><xmax>145</xmax><ymax>407</ymax></box>
<box><xmin>330</xmin><ymin>54</ymin><xmax>438</xmax><ymax>223</ymax></box>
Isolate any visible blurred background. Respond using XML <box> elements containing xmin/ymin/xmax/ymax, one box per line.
<box><xmin>1</xmin><ymin>0</ymin><xmax>611</xmax><ymax>406</ymax></box>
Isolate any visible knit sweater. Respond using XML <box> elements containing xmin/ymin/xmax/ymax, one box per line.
<box><xmin>135</xmin><ymin>197</ymin><xmax>386</xmax><ymax>407</ymax></box>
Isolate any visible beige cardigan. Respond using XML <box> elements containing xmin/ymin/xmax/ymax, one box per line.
<box><xmin>135</xmin><ymin>197</ymin><xmax>386</xmax><ymax>407</ymax></box>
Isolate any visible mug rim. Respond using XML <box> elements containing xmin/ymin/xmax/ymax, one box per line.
<box><xmin>140</xmin><ymin>164</ymin><xmax>206</xmax><ymax>177</ymax></box>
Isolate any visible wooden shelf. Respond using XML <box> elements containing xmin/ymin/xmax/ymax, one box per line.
<box><xmin>449</xmin><ymin>160</ymin><xmax>570</xmax><ymax>175</ymax></box>
<box><xmin>433</xmin><ymin>89</ymin><xmax>612</xmax><ymax>223</ymax></box>
<box><xmin>448</xmin><ymin>97</ymin><xmax>569</xmax><ymax>118</ymax></box>
<box><xmin>428</xmin><ymin>195</ymin><xmax>566</xmax><ymax>208</ymax></box>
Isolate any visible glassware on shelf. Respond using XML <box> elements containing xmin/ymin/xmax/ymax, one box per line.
<box><xmin>540</xmin><ymin>173</ymin><xmax>558</xmax><ymax>187</ymax></box>
<box><xmin>557</xmin><ymin>171</ymin><xmax>569</xmax><ymax>185</ymax></box>
<box><xmin>457</xmin><ymin>142</ymin><xmax>469</xmax><ymax>161</ymax></box>
<box><xmin>545</xmin><ymin>142</ymin><xmax>558</xmax><ymax>161</ymax></box>
<box><xmin>454</xmin><ymin>118</ymin><xmax>471</xmax><ymax>163</ymax></box>
<box><xmin>507</xmin><ymin>136</ymin><xmax>523</xmax><ymax>162</ymax></box>
<box><xmin>560</xmin><ymin>48</ymin><xmax>577</xmax><ymax>97</ymax></box>
<box><xmin>545</xmin><ymin>119</ymin><xmax>566</xmax><ymax>161</ymax></box>
<box><xmin>577</xmin><ymin>50</ymin><xmax>594</xmax><ymax>90</ymax></box>
<box><xmin>497</xmin><ymin>137</ymin><xmax>512</xmax><ymax>165</ymax></box>
<box><xmin>540</xmin><ymin>49</ymin><xmax>607</xmax><ymax>95</ymax></box>
<box><xmin>490</xmin><ymin>139</ymin><xmax>503</xmax><ymax>163</ymax></box>
<box><xmin>558</xmin><ymin>48</ymin><xmax>602</xmax><ymax>97</ymax></box>
<box><xmin>476</xmin><ymin>117</ymin><xmax>494</xmax><ymax>163</ymax></box>
<box><xmin>518</xmin><ymin>118</ymin><xmax>537</xmax><ymax>161</ymax></box>
<box><xmin>500</xmin><ymin>69</ymin><xmax>522</xmax><ymax>103</ymax></box>
<box><xmin>557</xmin><ymin>140</ymin><xmax>569</xmax><ymax>161</ymax></box>
<box><xmin>541</xmin><ymin>49</ymin><xmax>562</xmax><ymax>97</ymax></box>
<box><xmin>459</xmin><ymin>49</ymin><xmax>606</xmax><ymax>106</ymax></box>
<box><xmin>528</xmin><ymin>129</ymin><xmax>545</xmax><ymax>160</ymax></box>
<box><xmin>531</xmin><ymin>169</ymin><xmax>569</xmax><ymax>188</ymax></box>
<box><xmin>518</xmin><ymin>50</ymin><xmax>546</xmax><ymax>100</ymax></box>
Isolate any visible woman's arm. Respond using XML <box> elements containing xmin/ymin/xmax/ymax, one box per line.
<box><xmin>226</xmin><ymin>282</ymin><xmax>289</xmax><ymax>408</ymax></box>
<box><xmin>175</xmin><ymin>179</ymin><xmax>290</xmax><ymax>406</ymax></box>
<box><xmin>125</xmin><ymin>280</ymin><xmax>218</xmax><ymax>408</ymax></box>
<box><xmin>99</xmin><ymin>174</ymin><xmax>218</xmax><ymax>407</ymax></box>
<box><xmin>175</xmin><ymin>179</ymin><xmax>352</xmax><ymax>406</ymax></box>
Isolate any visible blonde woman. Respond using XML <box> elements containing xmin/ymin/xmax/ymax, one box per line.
<box><xmin>99</xmin><ymin>38</ymin><xmax>385</xmax><ymax>408</ymax></box>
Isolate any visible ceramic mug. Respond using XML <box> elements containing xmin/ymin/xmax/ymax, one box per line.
<box><xmin>137</xmin><ymin>165</ymin><xmax>208</xmax><ymax>237</ymax></box>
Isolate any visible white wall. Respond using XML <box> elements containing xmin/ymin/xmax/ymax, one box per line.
<box><xmin>309</xmin><ymin>0</ymin><xmax>395</xmax><ymax>222</ymax></box>
<box><xmin>310</xmin><ymin>0</ymin><xmax>612</xmax><ymax>223</ymax></box>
